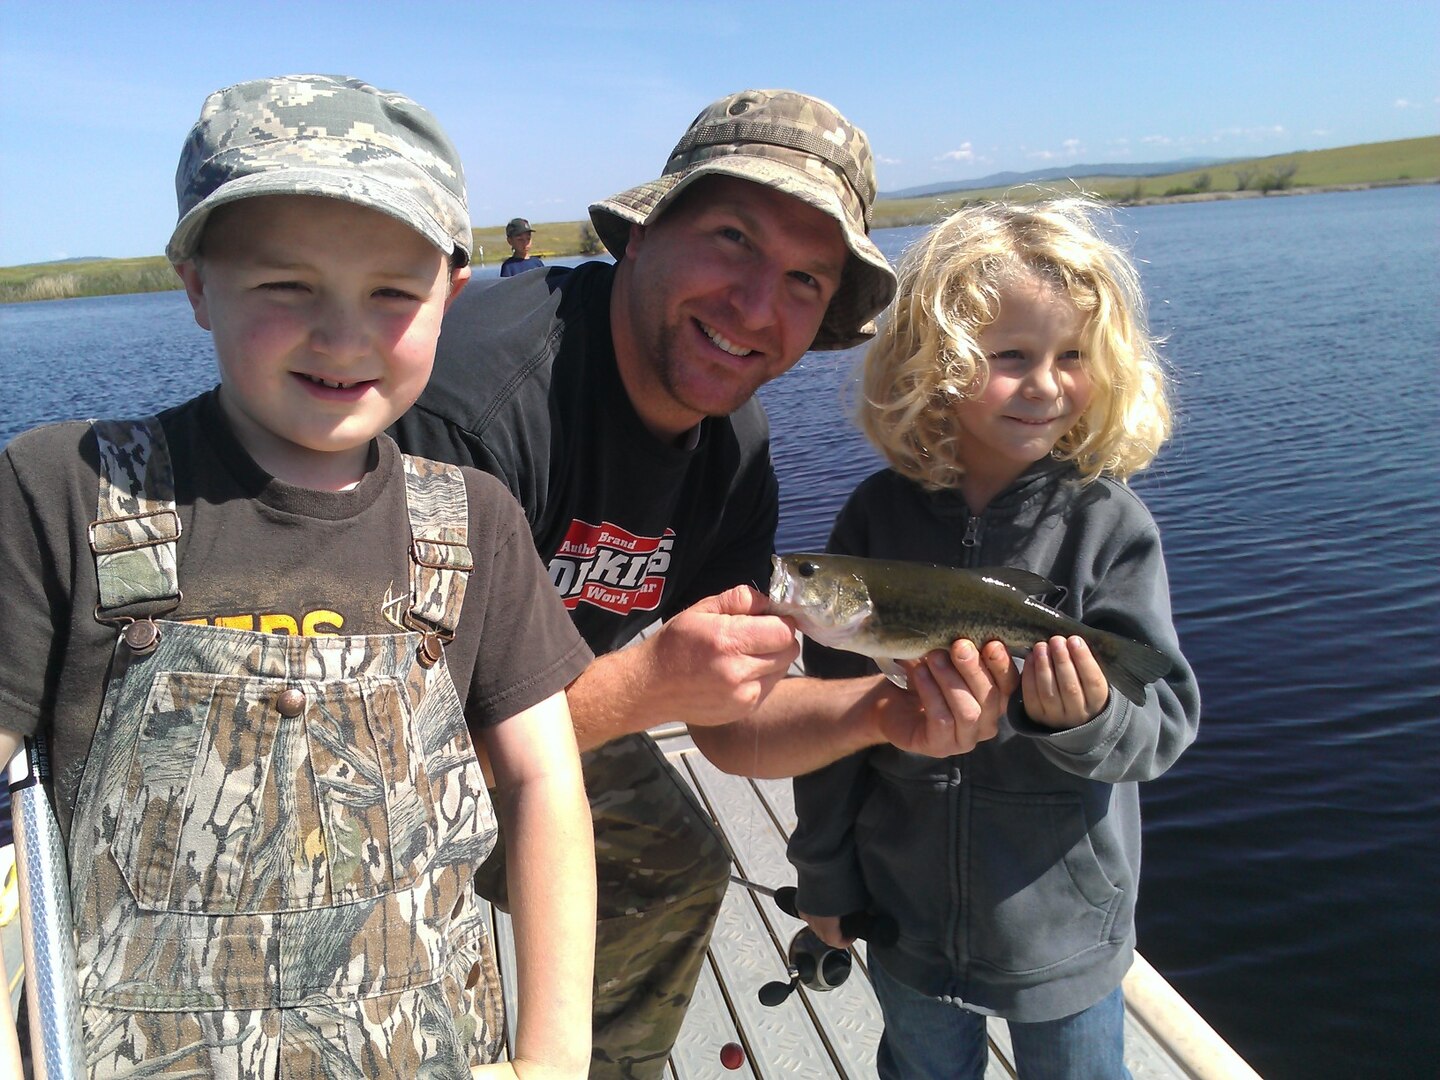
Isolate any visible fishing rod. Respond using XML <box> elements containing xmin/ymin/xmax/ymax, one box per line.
<box><xmin>728</xmin><ymin>873</ymin><xmax>898</xmax><ymax>1006</ymax></box>
<box><xmin>8</xmin><ymin>736</ymin><xmax>85</xmax><ymax>1078</ymax></box>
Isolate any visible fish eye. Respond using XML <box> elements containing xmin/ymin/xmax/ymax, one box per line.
<box><xmin>798</xmin><ymin>561</ymin><xmax>819</xmax><ymax>578</ymax></box>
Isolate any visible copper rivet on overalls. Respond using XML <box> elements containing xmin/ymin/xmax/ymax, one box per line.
<box><xmin>123</xmin><ymin>619</ymin><xmax>160</xmax><ymax>654</ymax></box>
<box><xmin>276</xmin><ymin>688</ymin><xmax>306</xmax><ymax>718</ymax></box>
<box><xmin>418</xmin><ymin>633</ymin><xmax>444</xmax><ymax>668</ymax></box>
<box><xmin>465</xmin><ymin>960</ymin><xmax>483</xmax><ymax>989</ymax></box>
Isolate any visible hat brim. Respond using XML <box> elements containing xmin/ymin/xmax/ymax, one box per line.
<box><xmin>589</xmin><ymin>158</ymin><xmax>895</xmax><ymax>352</ymax></box>
<box><xmin>167</xmin><ymin>168</ymin><xmax>470</xmax><ymax>266</ymax></box>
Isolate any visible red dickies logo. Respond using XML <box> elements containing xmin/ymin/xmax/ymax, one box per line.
<box><xmin>548</xmin><ymin>520</ymin><xmax>674</xmax><ymax>615</ymax></box>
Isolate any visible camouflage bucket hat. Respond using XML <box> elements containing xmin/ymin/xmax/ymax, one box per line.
<box><xmin>167</xmin><ymin>74</ymin><xmax>471</xmax><ymax>266</ymax></box>
<box><xmin>589</xmin><ymin>88</ymin><xmax>898</xmax><ymax>351</ymax></box>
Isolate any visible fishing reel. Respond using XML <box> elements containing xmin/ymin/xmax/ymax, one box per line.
<box><xmin>758</xmin><ymin>925</ymin><xmax>854</xmax><ymax>1006</ymax></box>
<box><xmin>730</xmin><ymin>875</ymin><xmax>899</xmax><ymax>1007</ymax></box>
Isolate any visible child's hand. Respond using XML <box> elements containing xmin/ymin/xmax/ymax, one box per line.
<box><xmin>1021</xmin><ymin>635</ymin><xmax>1110</xmax><ymax>728</ymax></box>
<box><xmin>800</xmin><ymin>910</ymin><xmax>853</xmax><ymax>950</ymax></box>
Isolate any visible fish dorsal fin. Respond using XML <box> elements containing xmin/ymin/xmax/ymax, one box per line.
<box><xmin>976</xmin><ymin>566</ymin><xmax>1057</xmax><ymax>597</ymax></box>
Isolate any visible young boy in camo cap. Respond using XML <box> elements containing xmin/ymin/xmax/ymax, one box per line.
<box><xmin>0</xmin><ymin>74</ymin><xmax>595</xmax><ymax>1078</ymax></box>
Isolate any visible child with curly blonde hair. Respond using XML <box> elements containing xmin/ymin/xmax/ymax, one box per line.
<box><xmin>789</xmin><ymin>199</ymin><xmax>1201</xmax><ymax>1079</ymax></box>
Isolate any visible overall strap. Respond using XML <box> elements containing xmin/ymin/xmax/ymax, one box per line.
<box><xmin>89</xmin><ymin>417</ymin><xmax>182</xmax><ymax>617</ymax></box>
<box><xmin>402</xmin><ymin>454</ymin><xmax>472</xmax><ymax>641</ymax></box>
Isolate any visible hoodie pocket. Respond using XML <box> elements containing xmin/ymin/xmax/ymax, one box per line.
<box><xmin>964</xmin><ymin>785</ymin><xmax>1121</xmax><ymax>975</ymax></box>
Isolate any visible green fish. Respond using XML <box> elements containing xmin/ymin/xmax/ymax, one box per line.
<box><xmin>767</xmin><ymin>552</ymin><xmax>1171</xmax><ymax>706</ymax></box>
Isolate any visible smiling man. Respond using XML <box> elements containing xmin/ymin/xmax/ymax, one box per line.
<box><xmin>391</xmin><ymin>89</ymin><xmax>1016</xmax><ymax>1077</ymax></box>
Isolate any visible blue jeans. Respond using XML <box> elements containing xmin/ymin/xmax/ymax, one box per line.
<box><xmin>869</xmin><ymin>951</ymin><xmax>1132</xmax><ymax>1080</ymax></box>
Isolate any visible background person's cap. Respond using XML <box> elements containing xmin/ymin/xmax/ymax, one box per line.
<box><xmin>167</xmin><ymin>74</ymin><xmax>472</xmax><ymax>266</ymax></box>
<box><xmin>588</xmin><ymin>88</ymin><xmax>897</xmax><ymax>351</ymax></box>
<box><xmin>505</xmin><ymin>217</ymin><xmax>534</xmax><ymax>238</ymax></box>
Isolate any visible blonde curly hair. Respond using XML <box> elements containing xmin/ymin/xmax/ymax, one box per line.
<box><xmin>860</xmin><ymin>198</ymin><xmax>1171</xmax><ymax>490</ymax></box>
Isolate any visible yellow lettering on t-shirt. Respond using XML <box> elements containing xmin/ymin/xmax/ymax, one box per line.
<box><xmin>178</xmin><ymin>610</ymin><xmax>346</xmax><ymax>636</ymax></box>
<box><xmin>213</xmin><ymin>614</ymin><xmax>256</xmax><ymax>631</ymax></box>
<box><xmin>258</xmin><ymin>614</ymin><xmax>300</xmax><ymax>636</ymax></box>
<box><xmin>302</xmin><ymin>610</ymin><xmax>345</xmax><ymax>636</ymax></box>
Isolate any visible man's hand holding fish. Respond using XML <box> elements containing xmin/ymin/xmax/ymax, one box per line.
<box><xmin>690</xmin><ymin>616</ymin><xmax>1019</xmax><ymax>778</ymax></box>
<box><xmin>566</xmin><ymin>584</ymin><xmax>800</xmax><ymax>751</ymax></box>
<box><xmin>877</xmin><ymin>638</ymin><xmax>1018</xmax><ymax>755</ymax></box>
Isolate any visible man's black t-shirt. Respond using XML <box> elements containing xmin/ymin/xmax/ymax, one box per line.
<box><xmin>391</xmin><ymin>262</ymin><xmax>779</xmax><ymax>655</ymax></box>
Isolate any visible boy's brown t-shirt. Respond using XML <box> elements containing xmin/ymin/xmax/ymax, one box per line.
<box><xmin>0</xmin><ymin>389</ymin><xmax>592</xmax><ymax>841</ymax></box>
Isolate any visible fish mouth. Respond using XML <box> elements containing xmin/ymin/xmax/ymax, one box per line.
<box><xmin>766</xmin><ymin>554</ymin><xmax>790</xmax><ymax>606</ymax></box>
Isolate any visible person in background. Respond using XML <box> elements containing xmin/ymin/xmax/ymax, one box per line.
<box><xmin>0</xmin><ymin>74</ymin><xmax>595</xmax><ymax>1078</ymax></box>
<box><xmin>390</xmin><ymin>88</ymin><xmax>1020</xmax><ymax>1078</ymax></box>
<box><xmin>499</xmin><ymin>217</ymin><xmax>545</xmax><ymax>277</ymax></box>
<box><xmin>788</xmin><ymin>199</ymin><xmax>1201</xmax><ymax>1080</ymax></box>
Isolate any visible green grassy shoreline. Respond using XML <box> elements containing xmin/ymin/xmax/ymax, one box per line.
<box><xmin>4</xmin><ymin>135</ymin><xmax>1434</xmax><ymax>305</ymax></box>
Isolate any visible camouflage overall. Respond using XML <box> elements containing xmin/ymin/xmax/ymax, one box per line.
<box><xmin>69</xmin><ymin>417</ymin><xmax>502</xmax><ymax>1078</ymax></box>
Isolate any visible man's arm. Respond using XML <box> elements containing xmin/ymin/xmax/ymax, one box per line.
<box><xmin>563</xmin><ymin>585</ymin><xmax>1018</xmax><ymax>777</ymax></box>
<box><xmin>692</xmin><ymin>638</ymin><xmax>1018</xmax><ymax>778</ymax></box>
<box><xmin>563</xmin><ymin>585</ymin><xmax>798</xmax><ymax>753</ymax></box>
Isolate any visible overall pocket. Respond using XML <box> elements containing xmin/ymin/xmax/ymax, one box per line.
<box><xmin>111</xmin><ymin>671</ymin><xmax>433</xmax><ymax>913</ymax></box>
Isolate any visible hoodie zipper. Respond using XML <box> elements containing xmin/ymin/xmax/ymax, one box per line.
<box><xmin>961</xmin><ymin>513</ymin><xmax>983</xmax><ymax>556</ymax></box>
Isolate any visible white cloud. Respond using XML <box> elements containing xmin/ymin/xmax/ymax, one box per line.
<box><xmin>876</xmin><ymin>154</ymin><xmax>902</xmax><ymax>165</ymax></box>
<box><xmin>938</xmin><ymin>142</ymin><xmax>974</xmax><ymax>162</ymax></box>
<box><xmin>1394</xmin><ymin>98</ymin><xmax>1413</xmax><ymax>109</ymax></box>
<box><xmin>1134</xmin><ymin>125</ymin><xmax>1288</xmax><ymax>154</ymax></box>
<box><xmin>1215</xmin><ymin>125</ymin><xmax>1287</xmax><ymax>140</ymax></box>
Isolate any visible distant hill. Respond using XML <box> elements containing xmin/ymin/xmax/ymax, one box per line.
<box><xmin>4</xmin><ymin>136</ymin><xmax>1434</xmax><ymax>302</ymax></box>
<box><xmin>867</xmin><ymin>135</ymin><xmax>1438</xmax><ymax>229</ymax></box>
<box><xmin>881</xmin><ymin>159</ymin><xmax>1235</xmax><ymax>200</ymax></box>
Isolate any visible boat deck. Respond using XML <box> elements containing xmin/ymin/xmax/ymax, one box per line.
<box><xmin>484</xmin><ymin>725</ymin><xmax>1263</xmax><ymax>1079</ymax></box>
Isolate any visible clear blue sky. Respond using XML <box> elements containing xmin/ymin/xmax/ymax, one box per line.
<box><xmin>2</xmin><ymin>0</ymin><xmax>1435</xmax><ymax>267</ymax></box>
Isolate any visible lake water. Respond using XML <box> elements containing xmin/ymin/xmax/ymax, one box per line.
<box><xmin>3</xmin><ymin>185</ymin><xmax>1437</xmax><ymax>1076</ymax></box>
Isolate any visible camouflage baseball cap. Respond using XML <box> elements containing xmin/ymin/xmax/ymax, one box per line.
<box><xmin>588</xmin><ymin>88</ymin><xmax>896</xmax><ymax>351</ymax></box>
<box><xmin>167</xmin><ymin>74</ymin><xmax>471</xmax><ymax>266</ymax></box>
<box><xmin>505</xmin><ymin>217</ymin><xmax>534</xmax><ymax>238</ymax></box>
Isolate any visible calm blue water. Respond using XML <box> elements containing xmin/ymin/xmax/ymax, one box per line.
<box><xmin>3</xmin><ymin>186</ymin><xmax>1437</xmax><ymax>1076</ymax></box>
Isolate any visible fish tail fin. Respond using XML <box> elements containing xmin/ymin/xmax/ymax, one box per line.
<box><xmin>1095</xmin><ymin>633</ymin><xmax>1173</xmax><ymax>707</ymax></box>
